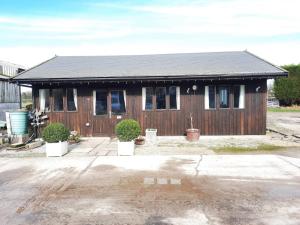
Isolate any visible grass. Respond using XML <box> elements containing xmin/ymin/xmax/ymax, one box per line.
<box><xmin>268</xmin><ymin>106</ymin><xmax>300</xmax><ymax>112</ymax></box>
<box><xmin>212</xmin><ymin>144</ymin><xmax>285</xmax><ymax>153</ymax></box>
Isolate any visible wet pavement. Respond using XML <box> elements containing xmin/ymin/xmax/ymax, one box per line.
<box><xmin>1</xmin><ymin>155</ymin><xmax>300</xmax><ymax>225</ymax></box>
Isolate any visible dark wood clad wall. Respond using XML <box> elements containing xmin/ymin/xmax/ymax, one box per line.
<box><xmin>33</xmin><ymin>79</ymin><xmax>267</xmax><ymax>136</ymax></box>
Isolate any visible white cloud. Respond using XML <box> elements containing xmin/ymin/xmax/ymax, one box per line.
<box><xmin>124</xmin><ymin>0</ymin><xmax>300</xmax><ymax>36</ymax></box>
<box><xmin>1</xmin><ymin>39</ymin><xmax>299</xmax><ymax>68</ymax></box>
<box><xmin>0</xmin><ymin>0</ymin><xmax>300</xmax><ymax>67</ymax></box>
<box><xmin>0</xmin><ymin>16</ymin><xmax>132</xmax><ymax>40</ymax></box>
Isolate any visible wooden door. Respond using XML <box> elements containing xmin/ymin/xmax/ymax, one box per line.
<box><xmin>79</xmin><ymin>88</ymin><xmax>93</xmax><ymax>136</ymax></box>
<box><xmin>92</xmin><ymin>89</ymin><xmax>127</xmax><ymax>136</ymax></box>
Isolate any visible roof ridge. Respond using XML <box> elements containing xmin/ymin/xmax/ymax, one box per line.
<box><xmin>244</xmin><ymin>50</ymin><xmax>288</xmax><ymax>73</ymax></box>
<box><xmin>57</xmin><ymin>50</ymin><xmax>244</xmax><ymax>58</ymax></box>
<box><xmin>11</xmin><ymin>55</ymin><xmax>58</xmax><ymax>80</ymax></box>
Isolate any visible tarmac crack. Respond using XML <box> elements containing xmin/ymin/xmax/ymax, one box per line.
<box><xmin>278</xmin><ymin>156</ymin><xmax>300</xmax><ymax>170</ymax></box>
<box><xmin>195</xmin><ymin>154</ymin><xmax>203</xmax><ymax>177</ymax></box>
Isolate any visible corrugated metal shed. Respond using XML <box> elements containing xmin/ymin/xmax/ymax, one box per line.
<box><xmin>0</xmin><ymin>61</ymin><xmax>24</xmax><ymax>121</ymax></box>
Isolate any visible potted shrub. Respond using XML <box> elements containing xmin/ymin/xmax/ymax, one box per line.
<box><xmin>186</xmin><ymin>113</ymin><xmax>200</xmax><ymax>142</ymax></box>
<box><xmin>42</xmin><ymin>123</ymin><xmax>70</xmax><ymax>157</ymax></box>
<box><xmin>116</xmin><ymin>119</ymin><xmax>141</xmax><ymax>156</ymax></box>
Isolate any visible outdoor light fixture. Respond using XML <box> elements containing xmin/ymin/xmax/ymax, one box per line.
<box><xmin>192</xmin><ymin>85</ymin><xmax>197</xmax><ymax>91</ymax></box>
<box><xmin>256</xmin><ymin>86</ymin><xmax>261</xmax><ymax>92</ymax></box>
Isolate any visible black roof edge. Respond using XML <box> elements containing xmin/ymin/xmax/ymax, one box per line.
<box><xmin>244</xmin><ymin>50</ymin><xmax>288</xmax><ymax>73</ymax></box>
<box><xmin>12</xmin><ymin>72</ymin><xmax>288</xmax><ymax>84</ymax></box>
<box><xmin>10</xmin><ymin>55</ymin><xmax>58</xmax><ymax>80</ymax></box>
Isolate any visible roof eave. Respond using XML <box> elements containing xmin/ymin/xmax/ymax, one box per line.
<box><xmin>12</xmin><ymin>72</ymin><xmax>288</xmax><ymax>84</ymax></box>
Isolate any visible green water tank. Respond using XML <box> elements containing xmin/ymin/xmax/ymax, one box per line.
<box><xmin>9</xmin><ymin>111</ymin><xmax>29</xmax><ymax>135</ymax></box>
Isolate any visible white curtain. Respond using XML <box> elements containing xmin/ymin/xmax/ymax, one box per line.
<box><xmin>142</xmin><ymin>87</ymin><xmax>146</xmax><ymax>110</ymax></box>
<box><xmin>73</xmin><ymin>88</ymin><xmax>78</xmax><ymax>110</ymax></box>
<box><xmin>123</xmin><ymin>90</ymin><xmax>126</xmax><ymax>109</ymax></box>
<box><xmin>39</xmin><ymin>89</ymin><xmax>46</xmax><ymax>111</ymax></box>
<box><xmin>204</xmin><ymin>86</ymin><xmax>209</xmax><ymax>109</ymax></box>
<box><xmin>93</xmin><ymin>90</ymin><xmax>96</xmax><ymax>115</ymax></box>
<box><xmin>239</xmin><ymin>85</ymin><xmax>245</xmax><ymax>109</ymax></box>
<box><xmin>176</xmin><ymin>86</ymin><xmax>180</xmax><ymax>110</ymax></box>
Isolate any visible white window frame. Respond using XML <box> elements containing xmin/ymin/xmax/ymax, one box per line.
<box><xmin>39</xmin><ymin>89</ymin><xmax>46</xmax><ymax>111</ymax></box>
<box><xmin>176</xmin><ymin>86</ymin><xmax>180</xmax><ymax>110</ymax></box>
<box><xmin>239</xmin><ymin>85</ymin><xmax>245</xmax><ymax>109</ymax></box>
<box><xmin>205</xmin><ymin>85</ymin><xmax>216</xmax><ymax>110</ymax></box>
<box><xmin>142</xmin><ymin>87</ymin><xmax>146</xmax><ymax>110</ymax></box>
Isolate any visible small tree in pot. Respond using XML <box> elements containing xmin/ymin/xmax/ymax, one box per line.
<box><xmin>42</xmin><ymin>123</ymin><xmax>70</xmax><ymax>157</ymax></box>
<box><xmin>186</xmin><ymin>85</ymin><xmax>200</xmax><ymax>141</ymax></box>
<box><xmin>186</xmin><ymin>113</ymin><xmax>200</xmax><ymax>141</ymax></box>
<box><xmin>116</xmin><ymin>119</ymin><xmax>141</xmax><ymax>156</ymax></box>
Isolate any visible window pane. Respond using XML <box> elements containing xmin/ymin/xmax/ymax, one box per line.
<box><xmin>219</xmin><ymin>86</ymin><xmax>229</xmax><ymax>108</ymax></box>
<box><xmin>145</xmin><ymin>87</ymin><xmax>153</xmax><ymax>110</ymax></box>
<box><xmin>233</xmin><ymin>86</ymin><xmax>240</xmax><ymax>108</ymax></box>
<box><xmin>67</xmin><ymin>88</ymin><xmax>77</xmax><ymax>111</ymax></box>
<box><xmin>53</xmin><ymin>89</ymin><xmax>64</xmax><ymax>111</ymax></box>
<box><xmin>95</xmin><ymin>90</ymin><xmax>107</xmax><ymax>115</ymax></box>
<box><xmin>156</xmin><ymin>87</ymin><xmax>166</xmax><ymax>109</ymax></box>
<box><xmin>39</xmin><ymin>89</ymin><xmax>50</xmax><ymax>111</ymax></box>
<box><xmin>169</xmin><ymin>86</ymin><xmax>177</xmax><ymax>109</ymax></box>
<box><xmin>111</xmin><ymin>90</ymin><xmax>126</xmax><ymax>114</ymax></box>
<box><xmin>209</xmin><ymin>86</ymin><xmax>216</xmax><ymax>109</ymax></box>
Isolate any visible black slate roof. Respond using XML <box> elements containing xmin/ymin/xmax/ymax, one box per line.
<box><xmin>13</xmin><ymin>51</ymin><xmax>287</xmax><ymax>82</ymax></box>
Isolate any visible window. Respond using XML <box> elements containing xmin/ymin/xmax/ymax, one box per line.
<box><xmin>111</xmin><ymin>90</ymin><xmax>126</xmax><ymax>114</ymax></box>
<box><xmin>142</xmin><ymin>87</ymin><xmax>154</xmax><ymax>110</ymax></box>
<box><xmin>39</xmin><ymin>89</ymin><xmax>50</xmax><ymax>111</ymax></box>
<box><xmin>156</xmin><ymin>87</ymin><xmax>166</xmax><ymax>109</ymax></box>
<box><xmin>205</xmin><ymin>86</ymin><xmax>216</xmax><ymax>109</ymax></box>
<box><xmin>53</xmin><ymin>89</ymin><xmax>64</xmax><ymax>111</ymax></box>
<box><xmin>219</xmin><ymin>86</ymin><xmax>229</xmax><ymax>108</ymax></box>
<box><xmin>233</xmin><ymin>85</ymin><xmax>245</xmax><ymax>108</ymax></box>
<box><xmin>93</xmin><ymin>90</ymin><xmax>107</xmax><ymax>115</ymax></box>
<box><xmin>66</xmin><ymin>88</ymin><xmax>77</xmax><ymax>111</ymax></box>
<box><xmin>169</xmin><ymin>86</ymin><xmax>180</xmax><ymax>109</ymax></box>
<box><xmin>143</xmin><ymin>86</ymin><xmax>180</xmax><ymax>110</ymax></box>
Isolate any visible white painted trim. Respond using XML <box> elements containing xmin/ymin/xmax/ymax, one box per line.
<box><xmin>204</xmin><ymin>86</ymin><xmax>209</xmax><ymax>109</ymax></box>
<box><xmin>73</xmin><ymin>88</ymin><xmax>78</xmax><ymax>110</ymax></box>
<box><xmin>123</xmin><ymin>90</ymin><xmax>126</xmax><ymax>109</ymax></box>
<box><xmin>239</xmin><ymin>85</ymin><xmax>245</xmax><ymax>109</ymax></box>
<box><xmin>93</xmin><ymin>90</ymin><xmax>96</xmax><ymax>115</ymax></box>
<box><xmin>39</xmin><ymin>89</ymin><xmax>46</xmax><ymax>111</ymax></box>
<box><xmin>142</xmin><ymin>87</ymin><xmax>146</xmax><ymax>110</ymax></box>
<box><xmin>176</xmin><ymin>86</ymin><xmax>180</xmax><ymax>110</ymax></box>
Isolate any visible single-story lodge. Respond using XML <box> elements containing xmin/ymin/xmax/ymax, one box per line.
<box><xmin>12</xmin><ymin>51</ymin><xmax>288</xmax><ymax>136</ymax></box>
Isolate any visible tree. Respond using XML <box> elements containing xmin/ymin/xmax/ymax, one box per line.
<box><xmin>274</xmin><ymin>64</ymin><xmax>300</xmax><ymax>106</ymax></box>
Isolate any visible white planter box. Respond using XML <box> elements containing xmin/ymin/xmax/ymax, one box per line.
<box><xmin>46</xmin><ymin>141</ymin><xmax>68</xmax><ymax>157</ymax></box>
<box><xmin>117</xmin><ymin>140</ymin><xmax>135</xmax><ymax>156</ymax></box>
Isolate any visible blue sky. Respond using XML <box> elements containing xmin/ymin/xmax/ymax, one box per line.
<box><xmin>0</xmin><ymin>0</ymin><xmax>300</xmax><ymax>67</ymax></box>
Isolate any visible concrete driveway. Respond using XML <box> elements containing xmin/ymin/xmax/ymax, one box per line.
<box><xmin>1</xmin><ymin>154</ymin><xmax>300</xmax><ymax>225</ymax></box>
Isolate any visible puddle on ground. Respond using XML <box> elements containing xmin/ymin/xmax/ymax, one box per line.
<box><xmin>143</xmin><ymin>177</ymin><xmax>181</xmax><ymax>185</ymax></box>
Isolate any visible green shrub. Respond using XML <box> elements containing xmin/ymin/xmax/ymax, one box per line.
<box><xmin>115</xmin><ymin>119</ymin><xmax>141</xmax><ymax>142</ymax></box>
<box><xmin>42</xmin><ymin>123</ymin><xmax>70</xmax><ymax>143</ymax></box>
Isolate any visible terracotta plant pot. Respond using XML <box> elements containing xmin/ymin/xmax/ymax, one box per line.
<box><xmin>186</xmin><ymin>129</ymin><xmax>200</xmax><ymax>142</ymax></box>
<box><xmin>135</xmin><ymin>138</ymin><xmax>145</xmax><ymax>145</ymax></box>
